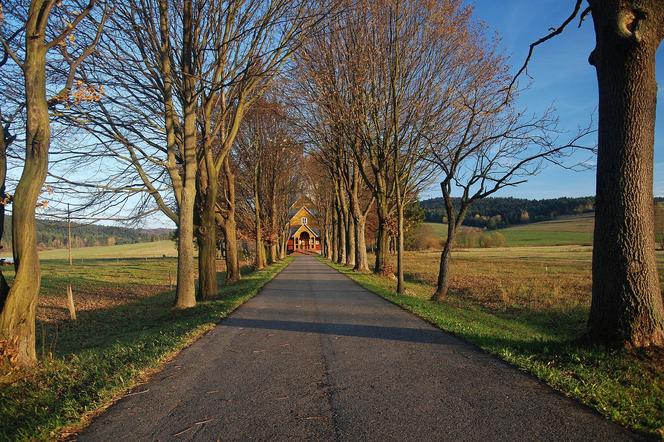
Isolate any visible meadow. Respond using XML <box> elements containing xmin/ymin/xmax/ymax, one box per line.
<box><xmin>323</xmin><ymin>245</ymin><xmax>664</xmax><ymax>438</ymax></box>
<box><xmin>424</xmin><ymin>212</ymin><xmax>595</xmax><ymax>247</ymax></box>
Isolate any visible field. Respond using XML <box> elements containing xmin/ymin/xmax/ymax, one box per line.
<box><xmin>424</xmin><ymin>213</ymin><xmax>595</xmax><ymax>247</ymax></box>
<box><xmin>37</xmin><ymin>239</ymin><xmax>178</xmax><ymax>260</ymax></box>
<box><xmin>322</xmin><ymin>247</ymin><xmax>664</xmax><ymax>438</ymax></box>
<box><xmin>0</xmin><ymin>244</ymin><xmax>291</xmax><ymax>441</ymax></box>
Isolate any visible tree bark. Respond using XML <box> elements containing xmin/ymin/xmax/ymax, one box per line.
<box><xmin>174</xmin><ymin>114</ymin><xmax>198</xmax><ymax>308</ymax></box>
<box><xmin>195</xmin><ymin>161</ymin><xmax>218</xmax><ymax>299</ymax></box>
<box><xmin>587</xmin><ymin>0</ymin><xmax>664</xmax><ymax>347</ymax></box>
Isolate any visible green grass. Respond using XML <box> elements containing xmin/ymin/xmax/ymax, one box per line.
<box><xmin>320</xmin><ymin>256</ymin><xmax>664</xmax><ymax>439</ymax></box>
<box><xmin>0</xmin><ymin>257</ymin><xmax>292</xmax><ymax>441</ymax></box>
<box><xmin>37</xmin><ymin>240</ymin><xmax>178</xmax><ymax>260</ymax></box>
<box><xmin>424</xmin><ymin>213</ymin><xmax>595</xmax><ymax>247</ymax></box>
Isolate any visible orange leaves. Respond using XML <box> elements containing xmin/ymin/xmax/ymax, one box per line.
<box><xmin>71</xmin><ymin>80</ymin><xmax>103</xmax><ymax>105</ymax></box>
<box><xmin>53</xmin><ymin>80</ymin><xmax>104</xmax><ymax>107</ymax></box>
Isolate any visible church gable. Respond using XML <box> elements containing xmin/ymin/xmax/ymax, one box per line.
<box><xmin>289</xmin><ymin>206</ymin><xmax>318</xmax><ymax>227</ymax></box>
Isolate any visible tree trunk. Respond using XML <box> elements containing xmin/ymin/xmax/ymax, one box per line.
<box><xmin>396</xmin><ymin>200</ymin><xmax>405</xmax><ymax>294</ymax></box>
<box><xmin>174</xmin><ymin>115</ymin><xmax>197</xmax><ymax>309</ymax></box>
<box><xmin>221</xmin><ymin>158</ymin><xmax>241</xmax><ymax>282</ymax></box>
<box><xmin>354</xmin><ymin>215</ymin><xmax>369</xmax><ymax>272</ymax></box>
<box><xmin>279</xmin><ymin>229</ymin><xmax>287</xmax><ymax>259</ymax></box>
<box><xmin>346</xmin><ymin>211</ymin><xmax>355</xmax><ymax>267</ymax></box>
<box><xmin>336</xmin><ymin>196</ymin><xmax>346</xmax><ymax>264</ymax></box>
<box><xmin>196</xmin><ymin>163</ymin><xmax>218</xmax><ymax>299</ymax></box>
<box><xmin>374</xmin><ymin>200</ymin><xmax>390</xmax><ymax>275</ymax></box>
<box><xmin>433</xmin><ymin>222</ymin><xmax>455</xmax><ymax>302</ymax></box>
<box><xmin>254</xmin><ymin>164</ymin><xmax>266</xmax><ymax>270</ymax></box>
<box><xmin>587</xmin><ymin>1</ymin><xmax>664</xmax><ymax>347</ymax></box>
<box><xmin>173</xmin><ymin>0</ymin><xmax>198</xmax><ymax>309</ymax></box>
<box><xmin>331</xmin><ymin>208</ymin><xmax>339</xmax><ymax>262</ymax></box>
<box><xmin>0</xmin><ymin>26</ymin><xmax>49</xmax><ymax>364</ymax></box>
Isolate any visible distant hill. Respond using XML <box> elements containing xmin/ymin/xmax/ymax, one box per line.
<box><xmin>420</xmin><ymin>196</ymin><xmax>597</xmax><ymax>229</ymax></box>
<box><xmin>1</xmin><ymin>215</ymin><xmax>173</xmax><ymax>251</ymax></box>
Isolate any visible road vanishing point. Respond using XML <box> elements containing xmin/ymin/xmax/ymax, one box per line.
<box><xmin>79</xmin><ymin>256</ymin><xmax>637</xmax><ymax>441</ymax></box>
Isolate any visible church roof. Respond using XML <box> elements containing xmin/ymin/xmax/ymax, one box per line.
<box><xmin>288</xmin><ymin>205</ymin><xmax>319</xmax><ymax>218</ymax></box>
<box><xmin>289</xmin><ymin>224</ymin><xmax>320</xmax><ymax>238</ymax></box>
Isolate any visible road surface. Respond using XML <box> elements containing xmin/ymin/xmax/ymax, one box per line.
<box><xmin>79</xmin><ymin>256</ymin><xmax>636</xmax><ymax>441</ymax></box>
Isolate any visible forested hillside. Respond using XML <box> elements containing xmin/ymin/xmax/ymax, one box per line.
<box><xmin>1</xmin><ymin>216</ymin><xmax>172</xmax><ymax>251</ymax></box>
<box><xmin>420</xmin><ymin>196</ymin><xmax>596</xmax><ymax>229</ymax></box>
<box><xmin>422</xmin><ymin>196</ymin><xmax>664</xmax><ymax>229</ymax></box>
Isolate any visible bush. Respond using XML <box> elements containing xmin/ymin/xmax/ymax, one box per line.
<box><xmin>455</xmin><ymin>230</ymin><xmax>506</xmax><ymax>248</ymax></box>
<box><xmin>404</xmin><ymin>224</ymin><xmax>442</xmax><ymax>251</ymax></box>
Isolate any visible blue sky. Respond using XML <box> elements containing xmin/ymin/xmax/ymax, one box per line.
<box><xmin>421</xmin><ymin>0</ymin><xmax>664</xmax><ymax>200</ymax></box>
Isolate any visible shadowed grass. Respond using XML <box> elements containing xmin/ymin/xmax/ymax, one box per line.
<box><xmin>0</xmin><ymin>258</ymin><xmax>292</xmax><ymax>441</ymax></box>
<box><xmin>320</xmin><ymin>256</ymin><xmax>663</xmax><ymax>439</ymax></box>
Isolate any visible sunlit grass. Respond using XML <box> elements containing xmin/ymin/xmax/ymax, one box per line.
<box><xmin>36</xmin><ymin>240</ymin><xmax>178</xmax><ymax>260</ymax></box>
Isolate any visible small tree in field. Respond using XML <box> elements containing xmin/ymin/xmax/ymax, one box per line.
<box><xmin>423</xmin><ymin>11</ymin><xmax>593</xmax><ymax>301</ymax></box>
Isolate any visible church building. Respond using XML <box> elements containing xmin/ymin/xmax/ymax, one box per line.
<box><xmin>286</xmin><ymin>199</ymin><xmax>322</xmax><ymax>254</ymax></box>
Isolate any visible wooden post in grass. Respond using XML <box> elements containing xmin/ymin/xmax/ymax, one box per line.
<box><xmin>66</xmin><ymin>286</ymin><xmax>76</xmax><ymax>321</ymax></box>
<box><xmin>66</xmin><ymin>205</ymin><xmax>76</xmax><ymax>320</ymax></box>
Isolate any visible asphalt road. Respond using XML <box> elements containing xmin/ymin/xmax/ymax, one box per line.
<box><xmin>78</xmin><ymin>256</ymin><xmax>637</xmax><ymax>441</ymax></box>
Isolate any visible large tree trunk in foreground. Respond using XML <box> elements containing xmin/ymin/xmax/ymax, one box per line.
<box><xmin>174</xmin><ymin>113</ymin><xmax>197</xmax><ymax>309</ymax></box>
<box><xmin>0</xmin><ymin>20</ymin><xmax>50</xmax><ymax>364</ymax></box>
<box><xmin>588</xmin><ymin>0</ymin><xmax>664</xmax><ymax>347</ymax></box>
<box><xmin>196</xmin><ymin>164</ymin><xmax>218</xmax><ymax>299</ymax></box>
<box><xmin>173</xmin><ymin>0</ymin><xmax>198</xmax><ymax>309</ymax></box>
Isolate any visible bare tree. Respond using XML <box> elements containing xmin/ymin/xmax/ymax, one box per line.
<box><xmin>0</xmin><ymin>0</ymin><xmax>106</xmax><ymax>365</ymax></box>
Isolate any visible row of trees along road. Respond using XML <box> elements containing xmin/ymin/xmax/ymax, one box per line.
<box><xmin>294</xmin><ymin>0</ymin><xmax>664</xmax><ymax>349</ymax></box>
<box><xmin>0</xmin><ymin>0</ymin><xmax>663</xmax><ymax>366</ymax></box>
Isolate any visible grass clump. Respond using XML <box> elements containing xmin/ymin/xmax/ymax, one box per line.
<box><xmin>320</xmin><ymin>256</ymin><xmax>663</xmax><ymax>439</ymax></box>
<box><xmin>0</xmin><ymin>258</ymin><xmax>291</xmax><ymax>441</ymax></box>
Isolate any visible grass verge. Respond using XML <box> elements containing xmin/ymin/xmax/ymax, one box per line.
<box><xmin>320</xmin><ymin>256</ymin><xmax>663</xmax><ymax>439</ymax></box>
<box><xmin>0</xmin><ymin>258</ymin><xmax>292</xmax><ymax>441</ymax></box>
